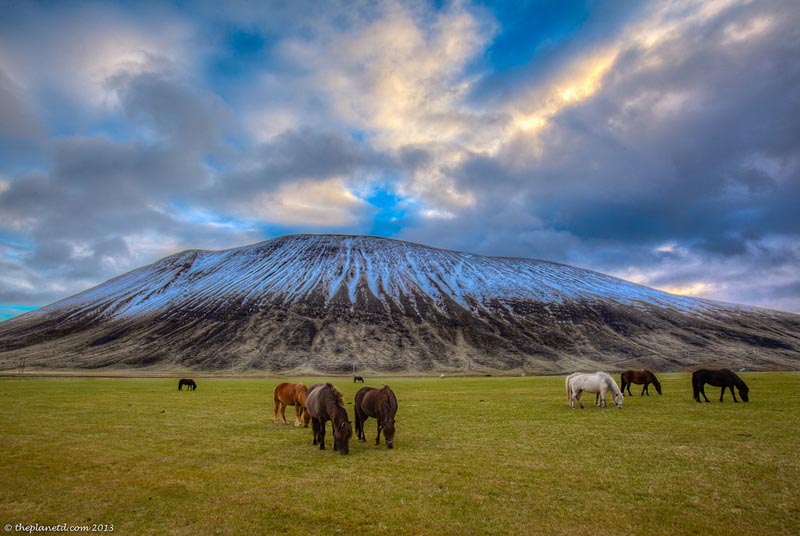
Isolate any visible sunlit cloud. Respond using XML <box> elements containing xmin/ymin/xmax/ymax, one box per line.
<box><xmin>243</xmin><ymin>178</ymin><xmax>369</xmax><ymax>228</ymax></box>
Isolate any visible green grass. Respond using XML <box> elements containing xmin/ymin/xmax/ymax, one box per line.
<box><xmin>1</xmin><ymin>373</ymin><xmax>798</xmax><ymax>535</ymax></box>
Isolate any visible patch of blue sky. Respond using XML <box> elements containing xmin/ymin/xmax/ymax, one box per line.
<box><xmin>0</xmin><ymin>233</ymin><xmax>35</xmax><ymax>257</ymax></box>
<box><xmin>366</xmin><ymin>186</ymin><xmax>409</xmax><ymax>237</ymax></box>
<box><xmin>479</xmin><ymin>0</ymin><xmax>590</xmax><ymax>71</ymax></box>
<box><xmin>0</xmin><ymin>305</ymin><xmax>38</xmax><ymax>322</ymax></box>
<box><xmin>169</xmin><ymin>198</ymin><xmax>253</xmax><ymax>232</ymax></box>
<box><xmin>206</xmin><ymin>28</ymin><xmax>274</xmax><ymax>101</ymax></box>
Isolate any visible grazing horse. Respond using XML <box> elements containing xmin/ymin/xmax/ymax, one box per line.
<box><xmin>305</xmin><ymin>383</ymin><xmax>353</xmax><ymax>455</ymax></box>
<box><xmin>273</xmin><ymin>382</ymin><xmax>311</xmax><ymax>427</ymax></box>
<box><xmin>566</xmin><ymin>372</ymin><xmax>624</xmax><ymax>409</ymax></box>
<box><xmin>354</xmin><ymin>385</ymin><xmax>398</xmax><ymax>449</ymax></box>
<box><xmin>353</xmin><ymin>376</ymin><xmax>365</xmax><ymax>383</ymax></box>
<box><xmin>620</xmin><ymin>369</ymin><xmax>662</xmax><ymax>396</ymax></box>
<box><xmin>178</xmin><ymin>379</ymin><xmax>197</xmax><ymax>391</ymax></box>
<box><xmin>692</xmin><ymin>369</ymin><xmax>749</xmax><ymax>403</ymax></box>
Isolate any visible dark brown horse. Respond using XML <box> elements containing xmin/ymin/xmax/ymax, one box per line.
<box><xmin>693</xmin><ymin>369</ymin><xmax>749</xmax><ymax>403</ymax></box>
<box><xmin>354</xmin><ymin>385</ymin><xmax>398</xmax><ymax>449</ymax></box>
<box><xmin>178</xmin><ymin>379</ymin><xmax>197</xmax><ymax>391</ymax></box>
<box><xmin>620</xmin><ymin>370</ymin><xmax>662</xmax><ymax>396</ymax></box>
<box><xmin>353</xmin><ymin>376</ymin><xmax>364</xmax><ymax>383</ymax></box>
<box><xmin>273</xmin><ymin>382</ymin><xmax>311</xmax><ymax>427</ymax></box>
<box><xmin>305</xmin><ymin>383</ymin><xmax>353</xmax><ymax>455</ymax></box>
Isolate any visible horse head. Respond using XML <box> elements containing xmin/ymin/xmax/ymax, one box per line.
<box><xmin>334</xmin><ymin>419</ymin><xmax>353</xmax><ymax>455</ymax></box>
<box><xmin>738</xmin><ymin>384</ymin><xmax>750</xmax><ymax>402</ymax></box>
<box><xmin>383</xmin><ymin>414</ymin><xmax>396</xmax><ymax>449</ymax></box>
<box><xmin>613</xmin><ymin>391</ymin><xmax>624</xmax><ymax>408</ymax></box>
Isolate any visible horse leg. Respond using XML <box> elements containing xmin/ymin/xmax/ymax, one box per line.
<box><xmin>700</xmin><ymin>385</ymin><xmax>710</xmax><ymax>403</ymax></box>
<box><xmin>318</xmin><ymin>421</ymin><xmax>326</xmax><ymax>450</ymax></box>
<box><xmin>730</xmin><ymin>387</ymin><xmax>739</xmax><ymax>403</ymax></box>
<box><xmin>274</xmin><ymin>401</ymin><xmax>280</xmax><ymax>424</ymax></box>
<box><xmin>294</xmin><ymin>405</ymin><xmax>302</xmax><ymax>427</ymax></box>
<box><xmin>354</xmin><ymin>408</ymin><xmax>363</xmax><ymax>441</ymax></box>
<box><xmin>280</xmin><ymin>403</ymin><xmax>290</xmax><ymax>425</ymax></box>
<box><xmin>600</xmin><ymin>390</ymin><xmax>607</xmax><ymax>408</ymax></box>
<box><xmin>311</xmin><ymin>418</ymin><xmax>320</xmax><ymax>446</ymax></box>
<box><xmin>641</xmin><ymin>384</ymin><xmax>648</xmax><ymax>396</ymax></box>
<box><xmin>576</xmin><ymin>391</ymin><xmax>584</xmax><ymax>409</ymax></box>
<box><xmin>358</xmin><ymin>415</ymin><xmax>367</xmax><ymax>442</ymax></box>
<box><xmin>720</xmin><ymin>386</ymin><xmax>726</xmax><ymax>402</ymax></box>
<box><xmin>376</xmin><ymin>421</ymin><xmax>383</xmax><ymax>446</ymax></box>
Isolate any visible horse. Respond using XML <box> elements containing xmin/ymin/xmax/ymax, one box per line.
<box><xmin>305</xmin><ymin>383</ymin><xmax>353</xmax><ymax>455</ymax></box>
<box><xmin>178</xmin><ymin>379</ymin><xmax>197</xmax><ymax>391</ymax></box>
<box><xmin>566</xmin><ymin>372</ymin><xmax>624</xmax><ymax>409</ymax></box>
<box><xmin>620</xmin><ymin>369</ymin><xmax>662</xmax><ymax>396</ymax></box>
<box><xmin>353</xmin><ymin>376</ymin><xmax>365</xmax><ymax>383</ymax></box>
<box><xmin>692</xmin><ymin>369</ymin><xmax>749</xmax><ymax>403</ymax></box>
<box><xmin>354</xmin><ymin>385</ymin><xmax>398</xmax><ymax>449</ymax></box>
<box><xmin>273</xmin><ymin>382</ymin><xmax>311</xmax><ymax>427</ymax></box>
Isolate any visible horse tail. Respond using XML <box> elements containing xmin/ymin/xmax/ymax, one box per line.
<box><xmin>565</xmin><ymin>375</ymin><xmax>572</xmax><ymax>405</ymax></box>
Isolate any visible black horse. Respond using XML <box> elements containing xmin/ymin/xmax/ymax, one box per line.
<box><xmin>353</xmin><ymin>376</ymin><xmax>365</xmax><ymax>383</ymax></box>
<box><xmin>692</xmin><ymin>369</ymin><xmax>749</xmax><ymax>403</ymax></box>
<box><xmin>178</xmin><ymin>378</ymin><xmax>197</xmax><ymax>391</ymax></box>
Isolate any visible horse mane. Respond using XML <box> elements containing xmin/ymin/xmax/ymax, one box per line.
<box><xmin>323</xmin><ymin>383</ymin><xmax>349</xmax><ymax>427</ymax></box>
<box><xmin>648</xmin><ymin>370</ymin><xmax>662</xmax><ymax>389</ymax></box>
<box><xmin>727</xmin><ymin>370</ymin><xmax>749</xmax><ymax>391</ymax></box>
<box><xmin>598</xmin><ymin>372</ymin><xmax>622</xmax><ymax>396</ymax></box>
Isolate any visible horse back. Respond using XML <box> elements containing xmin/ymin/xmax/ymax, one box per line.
<box><xmin>305</xmin><ymin>384</ymin><xmax>326</xmax><ymax>418</ymax></box>
<box><xmin>694</xmin><ymin>369</ymin><xmax>729</xmax><ymax>387</ymax></box>
<box><xmin>355</xmin><ymin>386</ymin><xmax>379</xmax><ymax>417</ymax></box>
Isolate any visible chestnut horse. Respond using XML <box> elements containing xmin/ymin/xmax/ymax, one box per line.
<box><xmin>692</xmin><ymin>369</ymin><xmax>749</xmax><ymax>403</ymax></box>
<box><xmin>273</xmin><ymin>382</ymin><xmax>311</xmax><ymax>427</ymax></box>
<box><xmin>354</xmin><ymin>385</ymin><xmax>398</xmax><ymax>449</ymax></box>
<box><xmin>620</xmin><ymin>369</ymin><xmax>662</xmax><ymax>396</ymax></box>
<box><xmin>305</xmin><ymin>383</ymin><xmax>353</xmax><ymax>455</ymax></box>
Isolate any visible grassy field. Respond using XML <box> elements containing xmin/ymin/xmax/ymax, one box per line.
<box><xmin>1</xmin><ymin>373</ymin><xmax>798</xmax><ymax>535</ymax></box>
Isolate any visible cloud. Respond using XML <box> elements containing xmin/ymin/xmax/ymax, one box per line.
<box><xmin>243</xmin><ymin>178</ymin><xmax>371</xmax><ymax>228</ymax></box>
<box><xmin>109</xmin><ymin>69</ymin><xmax>234</xmax><ymax>153</ymax></box>
<box><xmin>0</xmin><ymin>0</ymin><xmax>798</xmax><ymax>315</ymax></box>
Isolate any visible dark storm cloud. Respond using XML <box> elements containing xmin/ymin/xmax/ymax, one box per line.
<box><xmin>109</xmin><ymin>69</ymin><xmax>234</xmax><ymax>153</ymax></box>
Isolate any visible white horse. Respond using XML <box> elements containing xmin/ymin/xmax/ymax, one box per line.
<box><xmin>566</xmin><ymin>372</ymin><xmax>624</xmax><ymax>409</ymax></box>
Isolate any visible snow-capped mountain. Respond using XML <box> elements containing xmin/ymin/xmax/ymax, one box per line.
<box><xmin>1</xmin><ymin>234</ymin><xmax>798</xmax><ymax>372</ymax></box>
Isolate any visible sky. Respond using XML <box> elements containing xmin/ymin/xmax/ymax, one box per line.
<box><xmin>0</xmin><ymin>0</ymin><xmax>799</xmax><ymax>320</ymax></box>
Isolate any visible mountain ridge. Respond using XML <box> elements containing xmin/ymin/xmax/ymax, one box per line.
<box><xmin>1</xmin><ymin>234</ymin><xmax>798</xmax><ymax>373</ymax></box>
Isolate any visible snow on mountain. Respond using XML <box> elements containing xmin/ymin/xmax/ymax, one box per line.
<box><xmin>1</xmin><ymin>234</ymin><xmax>797</xmax><ymax>373</ymax></box>
<box><xmin>38</xmin><ymin>234</ymin><xmax>716</xmax><ymax>320</ymax></box>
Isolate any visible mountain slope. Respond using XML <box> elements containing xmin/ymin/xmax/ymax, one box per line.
<box><xmin>1</xmin><ymin>234</ymin><xmax>798</xmax><ymax>372</ymax></box>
